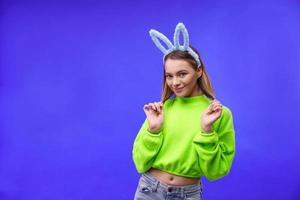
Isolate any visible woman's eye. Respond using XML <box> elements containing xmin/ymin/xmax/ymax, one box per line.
<box><xmin>166</xmin><ymin>75</ymin><xmax>172</xmax><ymax>79</ymax></box>
<box><xmin>179</xmin><ymin>73</ymin><xmax>186</xmax><ymax>77</ymax></box>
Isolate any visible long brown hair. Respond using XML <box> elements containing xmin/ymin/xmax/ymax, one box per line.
<box><xmin>161</xmin><ymin>46</ymin><xmax>215</xmax><ymax>103</ymax></box>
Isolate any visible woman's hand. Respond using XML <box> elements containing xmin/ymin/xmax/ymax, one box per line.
<box><xmin>143</xmin><ymin>101</ymin><xmax>164</xmax><ymax>134</ymax></box>
<box><xmin>201</xmin><ymin>99</ymin><xmax>223</xmax><ymax>133</ymax></box>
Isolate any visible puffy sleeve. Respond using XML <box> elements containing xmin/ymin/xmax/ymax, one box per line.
<box><xmin>132</xmin><ymin>119</ymin><xmax>164</xmax><ymax>173</ymax></box>
<box><xmin>193</xmin><ymin>106</ymin><xmax>236</xmax><ymax>181</ymax></box>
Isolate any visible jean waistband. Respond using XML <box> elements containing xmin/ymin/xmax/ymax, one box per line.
<box><xmin>142</xmin><ymin>171</ymin><xmax>202</xmax><ymax>193</ymax></box>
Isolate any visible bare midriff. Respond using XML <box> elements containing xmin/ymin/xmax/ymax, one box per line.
<box><xmin>149</xmin><ymin>168</ymin><xmax>200</xmax><ymax>186</ymax></box>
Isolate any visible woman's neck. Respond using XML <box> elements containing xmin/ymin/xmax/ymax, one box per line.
<box><xmin>187</xmin><ymin>85</ymin><xmax>203</xmax><ymax>97</ymax></box>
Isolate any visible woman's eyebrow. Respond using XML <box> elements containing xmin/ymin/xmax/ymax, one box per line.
<box><xmin>165</xmin><ymin>70</ymin><xmax>188</xmax><ymax>75</ymax></box>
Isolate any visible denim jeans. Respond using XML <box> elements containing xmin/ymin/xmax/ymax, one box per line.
<box><xmin>134</xmin><ymin>171</ymin><xmax>203</xmax><ymax>200</ymax></box>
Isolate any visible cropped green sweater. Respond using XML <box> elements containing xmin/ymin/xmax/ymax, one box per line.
<box><xmin>132</xmin><ymin>95</ymin><xmax>235</xmax><ymax>181</ymax></box>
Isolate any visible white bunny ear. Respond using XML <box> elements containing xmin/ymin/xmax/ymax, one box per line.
<box><xmin>173</xmin><ymin>22</ymin><xmax>189</xmax><ymax>50</ymax></box>
<box><xmin>149</xmin><ymin>22</ymin><xmax>201</xmax><ymax>67</ymax></box>
<box><xmin>149</xmin><ymin>29</ymin><xmax>174</xmax><ymax>54</ymax></box>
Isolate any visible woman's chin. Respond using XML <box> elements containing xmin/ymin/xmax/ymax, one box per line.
<box><xmin>175</xmin><ymin>91</ymin><xmax>185</xmax><ymax>96</ymax></box>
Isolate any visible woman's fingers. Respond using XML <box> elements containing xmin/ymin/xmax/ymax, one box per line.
<box><xmin>154</xmin><ymin>102</ymin><xmax>163</xmax><ymax>113</ymax></box>
<box><xmin>209</xmin><ymin>99</ymin><xmax>222</xmax><ymax>112</ymax></box>
<box><xmin>150</xmin><ymin>103</ymin><xmax>157</xmax><ymax>112</ymax></box>
<box><xmin>155</xmin><ymin>102</ymin><xmax>161</xmax><ymax>112</ymax></box>
<box><xmin>144</xmin><ymin>104</ymin><xmax>153</xmax><ymax>112</ymax></box>
<box><xmin>143</xmin><ymin>104</ymin><xmax>150</xmax><ymax>111</ymax></box>
<box><xmin>212</xmin><ymin>102</ymin><xmax>222</xmax><ymax>110</ymax></box>
<box><xmin>213</xmin><ymin>105</ymin><xmax>222</xmax><ymax>112</ymax></box>
<box><xmin>158</xmin><ymin>102</ymin><xmax>163</xmax><ymax>111</ymax></box>
<box><xmin>153</xmin><ymin>102</ymin><xmax>163</xmax><ymax>113</ymax></box>
<box><xmin>144</xmin><ymin>102</ymin><xmax>163</xmax><ymax>113</ymax></box>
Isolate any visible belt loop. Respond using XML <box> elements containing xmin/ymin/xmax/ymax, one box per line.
<box><xmin>153</xmin><ymin>180</ymin><xmax>159</xmax><ymax>192</ymax></box>
<box><xmin>181</xmin><ymin>188</ymin><xmax>185</xmax><ymax>199</ymax></box>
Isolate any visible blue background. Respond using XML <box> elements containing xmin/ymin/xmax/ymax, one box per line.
<box><xmin>1</xmin><ymin>0</ymin><xmax>300</xmax><ymax>199</ymax></box>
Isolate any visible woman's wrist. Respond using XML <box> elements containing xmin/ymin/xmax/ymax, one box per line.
<box><xmin>201</xmin><ymin>125</ymin><xmax>213</xmax><ymax>133</ymax></box>
<box><xmin>148</xmin><ymin>126</ymin><xmax>161</xmax><ymax>134</ymax></box>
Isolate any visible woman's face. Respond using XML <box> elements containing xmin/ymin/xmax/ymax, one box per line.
<box><xmin>164</xmin><ymin>58</ymin><xmax>202</xmax><ymax>97</ymax></box>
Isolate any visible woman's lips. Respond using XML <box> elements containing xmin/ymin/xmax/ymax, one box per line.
<box><xmin>175</xmin><ymin>87</ymin><xmax>184</xmax><ymax>93</ymax></box>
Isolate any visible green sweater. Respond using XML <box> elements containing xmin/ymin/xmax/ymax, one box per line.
<box><xmin>132</xmin><ymin>94</ymin><xmax>235</xmax><ymax>181</ymax></box>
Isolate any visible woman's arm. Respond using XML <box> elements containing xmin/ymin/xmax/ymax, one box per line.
<box><xmin>193</xmin><ymin>106</ymin><xmax>235</xmax><ymax>181</ymax></box>
<box><xmin>132</xmin><ymin>119</ymin><xmax>164</xmax><ymax>173</ymax></box>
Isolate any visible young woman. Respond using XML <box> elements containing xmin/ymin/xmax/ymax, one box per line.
<box><xmin>132</xmin><ymin>23</ymin><xmax>235</xmax><ymax>200</ymax></box>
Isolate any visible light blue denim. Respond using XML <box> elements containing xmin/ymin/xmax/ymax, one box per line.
<box><xmin>134</xmin><ymin>171</ymin><xmax>203</xmax><ymax>200</ymax></box>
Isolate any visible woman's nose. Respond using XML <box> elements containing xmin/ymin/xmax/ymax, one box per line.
<box><xmin>172</xmin><ymin>77</ymin><xmax>180</xmax><ymax>86</ymax></box>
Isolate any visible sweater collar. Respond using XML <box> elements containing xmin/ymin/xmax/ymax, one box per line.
<box><xmin>174</xmin><ymin>94</ymin><xmax>210</xmax><ymax>104</ymax></box>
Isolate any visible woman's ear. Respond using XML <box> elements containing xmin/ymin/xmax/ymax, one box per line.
<box><xmin>196</xmin><ymin>67</ymin><xmax>203</xmax><ymax>78</ymax></box>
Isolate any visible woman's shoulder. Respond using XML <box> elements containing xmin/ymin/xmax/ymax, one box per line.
<box><xmin>222</xmin><ymin>105</ymin><xmax>233</xmax><ymax>116</ymax></box>
<box><xmin>219</xmin><ymin>104</ymin><xmax>234</xmax><ymax>125</ymax></box>
<box><xmin>163</xmin><ymin>97</ymin><xmax>175</xmax><ymax>107</ymax></box>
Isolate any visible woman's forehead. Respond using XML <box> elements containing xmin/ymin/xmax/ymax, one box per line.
<box><xmin>165</xmin><ymin>60</ymin><xmax>193</xmax><ymax>73</ymax></box>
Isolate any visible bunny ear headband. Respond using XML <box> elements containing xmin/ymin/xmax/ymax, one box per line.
<box><xmin>149</xmin><ymin>22</ymin><xmax>201</xmax><ymax>68</ymax></box>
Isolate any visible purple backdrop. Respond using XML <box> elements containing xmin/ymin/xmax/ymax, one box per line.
<box><xmin>1</xmin><ymin>0</ymin><xmax>300</xmax><ymax>199</ymax></box>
